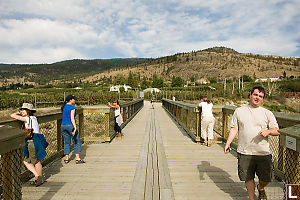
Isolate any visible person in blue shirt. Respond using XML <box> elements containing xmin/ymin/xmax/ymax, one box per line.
<box><xmin>61</xmin><ymin>94</ymin><xmax>85</xmax><ymax>164</ymax></box>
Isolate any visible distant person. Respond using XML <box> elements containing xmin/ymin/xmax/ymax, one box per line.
<box><xmin>61</xmin><ymin>94</ymin><xmax>85</xmax><ymax>164</ymax></box>
<box><xmin>224</xmin><ymin>86</ymin><xmax>279</xmax><ymax>200</ymax></box>
<box><xmin>172</xmin><ymin>96</ymin><xmax>176</xmax><ymax>101</ymax></box>
<box><xmin>108</xmin><ymin>100</ymin><xmax>123</xmax><ymax>139</ymax></box>
<box><xmin>11</xmin><ymin>103</ymin><xmax>47</xmax><ymax>187</ymax></box>
<box><xmin>150</xmin><ymin>98</ymin><xmax>155</xmax><ymax>109</ymax></box>
<box><xmin>198</xmin><ymin>97</ymin><xmax>215</xmax><ymax>146</ymax></box>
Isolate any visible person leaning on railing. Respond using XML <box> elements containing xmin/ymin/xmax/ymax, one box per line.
<box><xmin>108</xmin><ymin>99</ymin><xmax>123</xmax><ymax>140</ymax></box>
<box><xmin>61</xmin><ymin>94</ymin><xmax>85</xmax><ymax>164</ymax></box>
<box><xmin>224</xmin><ymin>86</ymin><xmax>279</xmax><ymax>200</ymax></box>
<box><xmin>198</xmin><ymin>97</ymin><xmax>215</xmax><ymax>147</ymax></box>
<box><xmin>10</xmin><ymin>103</ymin><xmax>47</xmax><ymax>187</ymax></box>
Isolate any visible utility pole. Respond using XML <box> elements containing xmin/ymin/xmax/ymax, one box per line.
<box><xmin>232</xmin><ymin>79</ymin><xmax>235</xmax><ymax>95</ymax></box>
<box><xmin>238</xmin><ymin>75</ymin><xmax>241</xmax><ymax>93</ymax></box>
<box><xmin>224</xmin><ymin>78</ymin><xmax>227</xmax><ymax>96</ymax></box>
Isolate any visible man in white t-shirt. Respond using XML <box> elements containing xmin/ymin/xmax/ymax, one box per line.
<box><xmin>224</xmin><ymin>86</ymin><xmax>279</xmax><ymax>200</ymax></box>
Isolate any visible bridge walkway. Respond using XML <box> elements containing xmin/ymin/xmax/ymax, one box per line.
<box><xmin>22</xmin><ymin>101</ymin><xmax>283</xmax><ymax>200</ymax></box>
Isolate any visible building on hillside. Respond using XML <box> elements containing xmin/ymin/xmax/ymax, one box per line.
<box><xmin>197</xmin><ymin>78</ymin><xmax>209</xmax><ymax>84</ymax></box>
<box><xmin>255</xmin><ymin>78</ymin><xmax>279</xmax><ymax>82</ymax></box>
<box><xmin>143</xmin><ymin>88</ymin><xmax>161</xmax><ymax>93</ymax></box>
<box><xmin>110</xmin><ymin>84</ymin><xmax>132</xmax><ymax>92</ymax></box>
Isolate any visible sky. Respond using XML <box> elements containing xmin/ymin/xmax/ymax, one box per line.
<box><xmin>0</xmin><ymin>0</ymin><xmax>300</xmax><ymax>64</ymax></box>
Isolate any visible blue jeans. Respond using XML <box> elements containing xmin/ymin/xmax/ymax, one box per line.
<box><xmin>61</xmin><ymin>124</ymin><xmax>81</xmax><ymax>155</ymax></box>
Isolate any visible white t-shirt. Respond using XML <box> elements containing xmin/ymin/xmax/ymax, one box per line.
<box><xmin>25</xmin><ymin>116</ymin><xmax>40</xmax><ymax>134</ymax></box>
<box><xmin>199</xmin><ymin>102</ymin><xmax>214</xmax><ymax>117</ymax></box>
<box><xmin>231</xmin><ymin>105</ymin><xmax>279</xmax><ymax>155</ymax></box>
<box><xmin>115</xmin><ymin>108</ymin><xmax>121</xmax><ymax>117</ymax></box>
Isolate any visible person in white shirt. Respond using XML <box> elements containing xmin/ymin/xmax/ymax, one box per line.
<box><xmin>198</xmin><ymin>97</ymin><xmax>215</xmax><ymax>146</ymax></box>
<box><xmin>10</xmin><ymin>103</ymin><xmax>47</xmax><ymax>187</ymax></box>
<box><xmin>108</xmin><ymin>100</ymin><xmax>123</xmax><ymax>139</ymax></box>
<box><xmin>224</xmin><ymin>86</ymin><xmax>279</xmax><ymax>200</ymax></box>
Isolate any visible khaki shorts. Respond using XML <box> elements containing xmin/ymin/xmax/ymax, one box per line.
<box><xmin>237</xmin><ymin>153</ymin><xmax>273</xmax><ymax>182</ymax></box>
<box><xmin>24</xmin><ymin>141</ymin><xmax>38</xmax><ymax>165</ymax></box>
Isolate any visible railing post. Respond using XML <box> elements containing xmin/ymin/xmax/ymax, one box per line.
<box><xmin>2</xmin><ymin>149</ymin><xmax>22</xmax><ymax>200</ymax></box>
<box><xmin>79</xmin><ymin>112</ymin><xmax>84</xmax><ymax>144</ymax></box>
<box><xmin>0</xmin><ymin>125</ymin><xmax>24</xmax><ymax>200</ymax></box>
<box><xmin>105</xmin><ymin>112</ymin><xmax>110</xmax><ymax>143</ymax></box>
<box><xmin>196</xmin><ymin>107</ymin><xmax>201</xmax><ymax>143</ymax></box>
<box><xmin>285</xmin><ymin>150</ymin><xmax>300</xmax><ymax>184</ymax></box>
<box><xmin>57</xmin><ymin>119</ymin><xmax>63</xmax><ymax>151</ymax></box>
<box><xmin>185</xmin><ymin>109</ymin><xmax>189</xmax><ymax>128</ymax></box>
<box><xmin>222</xmin><ymin>109</ymin><xmax>228</xmax><ymax>143</ymax></box>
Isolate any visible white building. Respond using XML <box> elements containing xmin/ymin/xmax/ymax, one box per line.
<box><xmin>143</xmin><ymin>88</ymin><xmax>161</xmax><ymax>93</ymax></box>
<box><xmin>255</xmin><ymin>78</ymin><xmax>279</xmax><ymax>82</ymax></box>
<box><xmin>110</xmin><ymin>84</ymin><xmax>132</xmax><ymax>92</ymax></box>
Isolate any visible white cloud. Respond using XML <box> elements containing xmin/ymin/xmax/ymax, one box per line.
<box><xmin>0</xmin><ymin>0</ymin><xmax>299</xmax><ymax>63</ymax></box>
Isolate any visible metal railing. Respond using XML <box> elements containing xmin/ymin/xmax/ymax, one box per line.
<box><xmin>0</xmin><ymin>126</ymin><xmax>24</xmax><ymax>200</ymax></box>
<box><xmin>162</xmin><ymin>98</ymin><xmax>223</xmax><ymax>143</ymax></box>
<box><xmin>0</xmin><ymin>99</ymin><xmax>143</xmax><ymax>199</ymax></box>
<box><xmin>162</xmin><ymin>98</ymin><xmax>300</xmax><ymax>186</ymax></box>
<box><xmin>83</xmin><ymin>99</ymin><xmax>144</xmax><ymax>143</ymax></box>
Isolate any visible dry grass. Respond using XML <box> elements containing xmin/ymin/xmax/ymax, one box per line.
<box><xmin>82</xmin><ymin>51</ymin><xmax>300</xmax><ymax>82</ymax></box>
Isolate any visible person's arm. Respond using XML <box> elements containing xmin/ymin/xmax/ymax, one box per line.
<box><xmin>258</xmin><ymin>128</ymin><xmax>279</xmax><ymax>137</ymax></box>
<box><xmin>108</xmin><ymin>102</ymin><xmax>117</xmax><ymax>108</ymax></box>
<box><xmin>224</xmin><ymin>127</ymin><xmax>238</xmax><ymax>153</ymax></box>
<box><xmin>70</xmin><ymin>109</ymin><xmax>76</xmax><ymax>135</ymax></box>
<box><xmin>10</xmin><ymin>112</ymin><xmax>27</xmax><ymax>122</ymax></box>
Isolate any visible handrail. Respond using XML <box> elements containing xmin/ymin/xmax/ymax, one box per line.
<box><xmin>0</xmin><ymin>125</ymin><xmax>25</xmax><ymax>199</ymax></box>
<box><xmin>162</xmin><ymin>98</ymin><xmax>223</xmax><ymax>143</ymax></box>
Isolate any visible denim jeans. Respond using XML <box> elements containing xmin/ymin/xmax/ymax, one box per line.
<box><xmin>61</xmin><ymin>124</ymin><xmax>81</xmax><ymax>155</ymax></box>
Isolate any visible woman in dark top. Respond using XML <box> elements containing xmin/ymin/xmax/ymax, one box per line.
<box><xmin>61</xmin><ymin>94</ymin><xmax>85</xmax><ymax>164</ymax></box>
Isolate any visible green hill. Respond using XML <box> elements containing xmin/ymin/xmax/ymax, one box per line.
<box><xmin>0</xmin><ymin>58</ymin><xmax>149</xmax><ymax>85</ymax></box>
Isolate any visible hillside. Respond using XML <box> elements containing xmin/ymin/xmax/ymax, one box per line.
<box><xmin>0</xmin><ymin>58</ymin><xmax>148</xmax><ymax>86</ymax></box>
<box><xmin>1</xmin><ymin>47</ymin><xmax>299</xmax><ymax>86</ymax></box>
<box><xmin>83</xmin><ymin>47</ymin><xmax>300</xmax><ymax>83</ymax></box>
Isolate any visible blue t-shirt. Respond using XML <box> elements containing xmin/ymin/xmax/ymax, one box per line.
<box><xmin>62</xmin><ymin>104</ymin><xmax>77</xmax><ymax>125</ymax></box>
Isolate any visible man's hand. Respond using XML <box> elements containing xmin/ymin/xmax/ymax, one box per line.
<box><xmin>258</xmin><ymin>129</ymin><xmax>270</xmax><ymax>137</ymax></box>
<box><xmin>224</xmin><ymin>144</ymin><xmax>231</xmax><ymax>153</ymax></box>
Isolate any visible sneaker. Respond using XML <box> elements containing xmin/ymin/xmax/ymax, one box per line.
<box><xmin>257</xmin><ymin>184</ymin><xmax>267</xmax><ymax>200</ymax></box>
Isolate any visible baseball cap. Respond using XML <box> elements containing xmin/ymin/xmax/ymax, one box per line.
<box><xmin>66</xmin><ymin>94</ymin><xmax>78</xmax><ymax>102</ymax></box>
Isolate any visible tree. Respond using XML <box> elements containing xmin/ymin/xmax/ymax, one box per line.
<box><xmin>127</xmin><ymin>71</ymin><xmax>138</xmax><ymax>88</ymax></box>
<box><xmin>241</xmin><ymin>75</ymin><xmax>253</xmax><ymax>82</ymax></box>
<box><xmin>208</xmin><ymin>77</ymin><xmax>217</xmax><ymax>84</ymax></box>
<box><xmin>140</xmin><ymin>77</ymin><xmax>150</xmax><ymax>90</ymax></box>
<box><xmin>190</xmin><ymin>76</ymin><xmax>195</xmax><ymax>82</ymax></box>
<box><xmin>171</xmin><ymin>76</ymin><xmax>184</xmax><ymax>87</ymax></box>
<box><xmin>152</xmin><ymin>74</ymin><xmax>164</xmax><ymax>88</ymax></box>
<box><xmin>119</xmin><ymin>86</ymin><xmax>125</xmax><ymax>93</ymax></box>
<box><xmin>283</xmin><ymin>71</ymin><xmax>287</xmax><ymax>79</ymax></box>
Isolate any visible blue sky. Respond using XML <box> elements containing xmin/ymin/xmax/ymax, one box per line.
<box><xmin>0</xmin><ymin>0</ymin><xmax>299</xmax><ymax>64</ymax></box>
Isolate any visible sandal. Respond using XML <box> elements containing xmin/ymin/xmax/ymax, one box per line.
<box><xmin>29</xmin><ymin>180</ymin><xmax>37</xmax><ymax>186</ymax></box>
<box><xmin>257</xmin><ymin>184</ymin><xmax>267</xmax><ymax>200</ymax></box>
<box><xmin>76</xmin><ymin>159</ymin><xmax>85</xmax><ymax>164</ymax></box>
<box><xmin>35</xmin><ymin>176</ymin><xmax>44</xmax><ymax>187</ymax></box>
<box><xmin>64</xmin><ymin>159</ymin><xmax>70</xmax><ymax>164</ymax></box>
